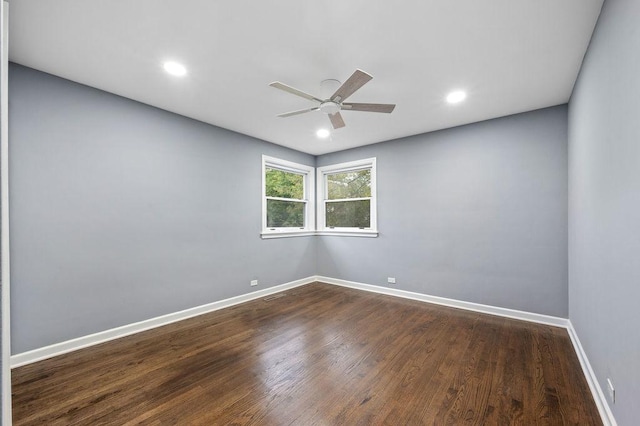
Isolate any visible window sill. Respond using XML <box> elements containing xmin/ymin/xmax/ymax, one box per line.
<box><xmin>261</xmin><ymin>231</ymin><xmax>316</xmax><ymax>239</ymax></box>
<box><xmin>261</xmin><ymin>230</ymin><xmax>379</xmax><ymax>239</ymax></box>
<box><xmin>315</xmin><ymin>230</ymin><xmax>379</xmax><ymax>238</ymax></box>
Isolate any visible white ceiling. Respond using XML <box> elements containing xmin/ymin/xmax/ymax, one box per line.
<box><xmin>9</xmin><ymin>0</ymin><xmax>603</xmax><ymax>155</ymax></box>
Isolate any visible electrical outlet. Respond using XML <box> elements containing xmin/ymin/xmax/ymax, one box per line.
<box><xmin>250</xmin><ymin>280</ymin><xmax>258</xmax><ymax>287</ymax></box>
<box><xmin>387</xmin><ymin>277</ymin><xmax>396</xmax><ymax>284</ymax></box>
<box><xmin>607</xmin><ymin>378</ymin><xmax>615</xmax><ymax>404</ymax></box>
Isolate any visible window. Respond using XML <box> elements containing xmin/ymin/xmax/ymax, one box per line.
<box><xmin>262</xmin><ymin>156</ymin><xmax>315</xmax><ymax>238</ymax></box>
<box><xmin>317</xmin><ymin>158</ymin><xmax>377</xmax><ymax>236</ymax></box>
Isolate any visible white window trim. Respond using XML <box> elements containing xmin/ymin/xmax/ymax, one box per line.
<box><xmin>316</xmin><ymin>157</ymin><xmax>378</xmax><ymax>237</ymax></box>
<box><xmin>261</xmin><ymin>155</ymin><xmax>315</xmax><ymax>239</ymax></box>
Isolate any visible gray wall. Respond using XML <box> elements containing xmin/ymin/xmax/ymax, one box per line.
<box><xmin>568</xmin><ymin>0</ymin><xmax>640</xmax><ymax>423</ymax></box>
<box><xmin>9</xmin><ymin>63</ymin><xmax>571</xmax><ymax>357</ymax></box>
<box><xmin>317</xmin><ymin>106</ymin><xmax>568</xmax><ymax>317</ymax></box>
<box><xmin>9</xmin><ymin>64</ymin><xmax>316</xmax><ymax>354</ymax></box>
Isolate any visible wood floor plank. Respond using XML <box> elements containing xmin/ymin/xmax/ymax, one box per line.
<box><xmin>12</xmin><ymin>283</ymin><xmax>602</xmax><ymax>425</ymax></box>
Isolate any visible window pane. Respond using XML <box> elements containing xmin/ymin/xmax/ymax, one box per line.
<box><xmin>267</xmin><ymin>199</ymin><xmax>305</xmax><ymax>228</ymax></box>
<box><xmin>265</xmin><ymin>168</ymin><xmax>304</xmax><ymax>199</ymax></box>
<box><xmin>327</xmin><ymin>169</ymin><xmax>371</xmax><ymax>200</ymax></box>
<box><xmin>326</xmin><ymin>200</ymin><xmax>370</xmax><ymax>228</ymax></box>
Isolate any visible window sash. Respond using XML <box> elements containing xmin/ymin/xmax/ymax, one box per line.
<box><xmin>325</xmin><ymin>199</ymin><xmax>371</xmax><ymax>229</ymax></box>
<box><xmin>325</xmin><ymin>170</ymin><xmax>372</xmax><ymax>200</ymax></box>
<box><xmin>266</xmin><ymin>199</ymin><xmax>307</xmax><ymax>229</ymax></box>
<box><xmin>265</xmin><ymin>167</ymin><xmax>305</xmax><ymax>200</ymax></box>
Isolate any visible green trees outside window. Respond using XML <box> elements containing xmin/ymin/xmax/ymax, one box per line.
<box><xmin>325</xmin><ymin>169</ymin><xmax>371</xmax><ymax>228</ymax></box>
<box><xmin>265</xmin><ymin>167</ymin><xmax>305</xmax><ymax>228</ymax></box>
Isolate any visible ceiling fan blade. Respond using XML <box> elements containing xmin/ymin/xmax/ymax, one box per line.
<box><xmin>269</xmin><ymin>82</ymin><xmax>323</xmax><ymax>103</ymax></box>
<box><xmin>277</xmin><ymin>107</ymin><xmax>319</xmax><ymax>118</ymax></box>
<box><xmin>341</xmin><ymin>102</ymin><xmax>396</xmax><ymax>113</ymax></box>
<box><xmin>330</xmin><ymin>69</ymin><xmax>373</xmax><ymax>103</ymax></box>
<box><xmin>328</xmin><ymin>112</ymin><xmax>346</xmax><ymax>129</ymax></box>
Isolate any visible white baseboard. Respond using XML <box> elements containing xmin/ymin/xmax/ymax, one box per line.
<box><xmin>566</xmin><ymin>321</ymin><xmax>617</xmax><ymax>426</ymax></box>
<box><xmin>10</xmin><ymin>276</ymin><xmax>316</xmax><ymax>368</ymax></box>
<box><xmin>316</xmin><ymin>276</ymin><xmax>569</xmax><ymax>328</ymax></box>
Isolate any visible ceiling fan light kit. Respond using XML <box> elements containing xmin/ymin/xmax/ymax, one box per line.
<box><xmin>319</xmin><ymin>101</ymin><xmax>341</xmax><ymax>115</ymax></box>
<box><xmin>269</xmin><ymin>69</ymin><xmax>396</xmax><ymax>130</ymax></box>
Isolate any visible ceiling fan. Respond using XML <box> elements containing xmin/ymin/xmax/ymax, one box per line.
<box><xmin>269</xmin><ymin>69</ymin><xmax>396</xmax><ymax>129</ymax></box>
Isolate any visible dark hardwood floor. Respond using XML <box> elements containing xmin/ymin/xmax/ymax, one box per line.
<box><xmin>12</xmin><ymin>282</ymin><xmax>601</xmax><ymax>425</ymax></box>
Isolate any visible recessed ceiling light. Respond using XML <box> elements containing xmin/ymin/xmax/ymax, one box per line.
<box><xmin>163</xmin><ymin>61</ymin><xmax>187</xmax><ymax>77</ymax></box>
<box><xmin>316</xmin><ymin>129</ymin><xmax>330</xmax><ymax>139</ymax></box>
<box><xmin>446</xmin><ymin>90</ymin><xmax>466</xmax><ymax>104</ymax></box>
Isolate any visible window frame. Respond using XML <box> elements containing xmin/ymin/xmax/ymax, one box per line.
<box><xmin>316</xmin><ymin>158</ymin><xmax>378</xmax><ymax>237</ymax></box>
<box><xmin>261</xmin><ymin>155</ymin><xmax>315</xmax><ymax>239</ymax></box>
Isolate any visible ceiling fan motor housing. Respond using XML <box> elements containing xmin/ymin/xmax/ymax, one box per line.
<box><xmin>319</xmin><ymin>101</ymin><xmax>341</xmax><ymax>115</ymax></box>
